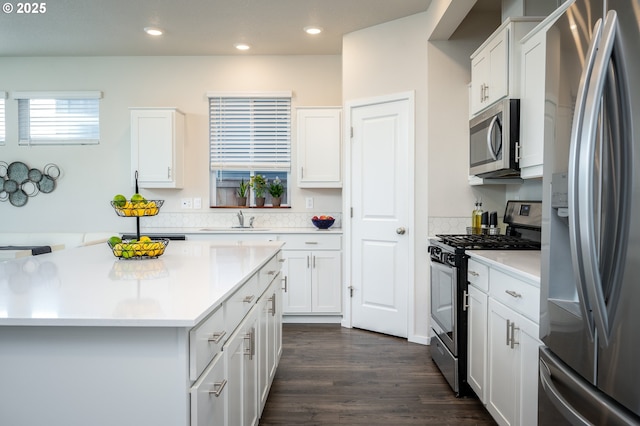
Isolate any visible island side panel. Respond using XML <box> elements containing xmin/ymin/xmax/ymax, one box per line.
<box><xmin>0</xmin><ymin>326</ymin><xmax>190</xmax><ymax>426</ymax></box>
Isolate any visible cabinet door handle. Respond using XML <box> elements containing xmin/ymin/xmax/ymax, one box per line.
<box><xmin>167</xmin><ymin>166</ymin><xmax>171</xmax><ymax>179</ymax></box>
<box><xmin>244</xmin><ymin>328</ymin><xmax>255</xmax><ymax>360</ymax></box>
<box><xmin>209</xmin><ymin>379</ymin><xmax>228</xmax><ymax>397</ymax></box>
<box><xmin>469</xmin><ymin>270</ymin><xmax>480</xmax><ymax>277</ymax></box>
<box><xmin>510</xmin><ymin>321</ymin><xmax>519</xmax><ymax>349</ymax></box>
<box><xmin>243</xmin><ymin>295</ymin><xmax>255</xmax><ymax>304</ymax></box>
<box><xmin>463</xmin><ymin>290</ymin><xmax>469</xmax><ymax>311</ymax></box>
<box><xmin>480</xmin><ymin>84</ymin><xmax>485</xmax><ymax>103</ymax></box>
<box><xmin>279</xmin><ymin>258</ymin><xmax>285</xmax><ymax>263</ymax></box>
<box><xmin>268</xmin><ymin>292</ymin><xmax>277</xmax><ymax>316</ymax></box>
<box><xmin>208</xmin><ymin>331</ymin><xmax>226</xmax><ymax>344</ymax></box>
<box><xmin>300</xmin><ymin>166</ymin><xmax>304</xmax><ymax>179</ymax></box>
<box><xmin>506</xmin><ymin>319</ymin><xmax>511</xmax><ymax>346</ymax></box>
<box><xmin>282</xmin><ymin>276</ymin><xmax>287</xmax><ymax>292</ymax></box>
<box><xmin>313</xmin><ymin>255</ymin><xmax>316</xmax><ymax>268</ymax></box>
<box><xmin>483</xmin><ymin>84</ymin><xmax>489</xmax><ymax>101</ymax></box>
<box><xmin>505</xmin><ymin>290</ymin><xmax>522</xmax><ymax>298</ymax></box>
<box><xmin>307</xmin><ymin>255</ymin><xmax>310</xmax><ymax>268</ymax></box>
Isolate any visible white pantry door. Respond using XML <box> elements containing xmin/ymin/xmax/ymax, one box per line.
<box><xmin>350</xmin><ymin>96</ymin><xmax>411</xmax><ymax>338</ymax></box>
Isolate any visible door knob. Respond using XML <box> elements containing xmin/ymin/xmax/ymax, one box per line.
<box><xmin>396</xmin><ymin>227</ymin><xmax>406</xmax><ymax>235</ymax></box>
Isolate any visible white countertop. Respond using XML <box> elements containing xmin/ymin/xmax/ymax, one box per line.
<box><xmin>467</xmin><ymin>250</ymin><xmax>541</xmax><ymax>283</ymax></box>
<box><xmin>0</xmin><ymin>240</ymin><xmax>283</xmax><ymax>327</ymax></box>
<box><xmin>138</xmin><ymin>226</ymin><xmax>342</xmax><ymax>235</ymax></box>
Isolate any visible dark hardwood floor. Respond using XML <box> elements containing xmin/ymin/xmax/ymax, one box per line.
<box><xmin>260</xmin><ymin>323</ymin><xmax>496</xmax><ymax>425</ymax></box>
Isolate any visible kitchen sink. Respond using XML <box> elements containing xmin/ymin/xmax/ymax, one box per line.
<box><xmin>200</xmin><ymin>227</ymin><xmax>271</xmax><ymax>232</ymax></box>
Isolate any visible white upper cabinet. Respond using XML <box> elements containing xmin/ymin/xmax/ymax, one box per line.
<box><xmin>131</xmin><ymin>107</ymin><xmax>185</xmax><ymax>189</ymax></box>
<box><xmin>470</xmin><ymin>18</ymin><xmax>543</xmax><ymax>117</ymax></box>
<box><xmin>297</xmin><ymin>107</ymin><xmax>342</xmax><ymax>188</ymax></box>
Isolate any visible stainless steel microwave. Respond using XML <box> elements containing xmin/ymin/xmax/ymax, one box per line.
<box><xmin>469</xmin><ymin>99</ymin><xmax>520</xmax><ymax>178</ymax></box>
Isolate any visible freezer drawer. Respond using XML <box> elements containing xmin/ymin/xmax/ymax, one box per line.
<box><xmin>538</xmin><ymin>346</ymin><xmax>640</xmax><ymax>425</ymax></box>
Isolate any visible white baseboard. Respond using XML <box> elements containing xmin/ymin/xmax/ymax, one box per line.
<box><xmin>282</xmin><ymin>315</ymin><xmax>343</xmax><ymax>324</ymax></box>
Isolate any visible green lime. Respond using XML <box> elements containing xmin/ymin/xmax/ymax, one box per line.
<box><xmin>131</xmin><ymin>193</ymin><xmax>146</xmax><ymax>203</ymax></box>
<box><xmin>113</xmin><ymin>194</ymin><xmax>126</xmax><ymax>207</ymax></box>
<box><xmin>108</xmin><ymin>236</ymin><xmax>122</xmax><ymax>246</ymax></box>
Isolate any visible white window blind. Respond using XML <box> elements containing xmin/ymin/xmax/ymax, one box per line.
<box><xmin>209</xmin><ymin>92</ymin><xmax>291</xmax><ymax>171</ymax></box>
<box><xmin>0</xmin><ymin>92</ymin><xmax>6</xmax><ymax>145</ymax></box>
<box><xmin>14</xmin><ymin>91</ymin><xmax>102</xmax><ymax>145</ymax></box>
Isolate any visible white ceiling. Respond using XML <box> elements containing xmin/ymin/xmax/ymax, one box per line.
<box><xmin>0</xmin><ymin>0</ymin><xmax>441</xmax><ymax>56</ymax></box>
<box><xmin>1</xmin><ymin>0</ymin><xmax>503</xmax><ymax>57</ymax></box>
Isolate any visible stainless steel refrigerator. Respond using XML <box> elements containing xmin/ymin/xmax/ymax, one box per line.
<box><xmin>539</xmin><ymin>0</ymin><xmax>640</xmax><ymax>424</ymax></box>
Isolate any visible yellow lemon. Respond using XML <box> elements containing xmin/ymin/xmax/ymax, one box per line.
<box><xmin>140</xmin><ymin>236</ymin><xmax>151</xmax><ymax>242</ymax></box>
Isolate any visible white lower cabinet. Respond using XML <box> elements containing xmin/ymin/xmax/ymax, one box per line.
<box><xmin>467</xmin><ymin>254</ymin><xmax>541</xmax><ymax>426</ymax></box>
<box><xmin>226</xmin><ymin>307</ymin><xmax>259</xmax><ymax>426</ymax></box>
<box><xmin>467</xmin><ymin>284</ymin><xmax>488</xmax><ymax>403</ymax></box>
<box><xmin>279</xmin><ymin>234</ymin><xmax>342</xmax><ymax>316</ymax></box>
<box><xmin>190</xmin><ymin>353</ymin><xmax>226</xmax><ymax>426</ymax></box>
<box><xmin>487</xmin><ymin>298</ymin><xmax>540</xmax><ymax>426</ymax></box>
<box><xmin>258</xmin><ymin>277</ymin><xmax>283</xmax><ymax>412</ymax></box>
<box><xmin>190</xmin><ymin>251</ymin><xmax>282</xmax><ymax>426</ymax></box>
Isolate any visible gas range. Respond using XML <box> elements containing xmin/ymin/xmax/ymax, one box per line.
<box><xmin>427</xmin><ymin>200</ymin><xmax>542</xmax><ymax>397</ymax></box>
<box><xmin>434</xmin><ymin>233</ymin><xmax>541</xmax><ymax>251</ymax></box>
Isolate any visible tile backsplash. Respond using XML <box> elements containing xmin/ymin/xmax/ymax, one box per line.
<box><xmin>428</xmin><ymin>217</ymin><xmax>470</xmax><ymax>236</ymax></box>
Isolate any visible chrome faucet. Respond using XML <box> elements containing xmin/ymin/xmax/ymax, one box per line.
<box><xmin>236</xmin><ymin>210</ymin><xmax>255</xmax><ymax>228</ymax></box>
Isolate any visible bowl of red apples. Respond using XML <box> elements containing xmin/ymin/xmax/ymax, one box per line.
<box><xmin>311</xmin><ymin>215</ymin><xmax>335</xmax><ymax>229</ymax></box>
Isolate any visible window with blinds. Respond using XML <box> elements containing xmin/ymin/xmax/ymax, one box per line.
<box><xmin>209</xmin><ymin>92</ymin><xmax>291</xmax><ymax>171</ymax></box>
<box><xmin>0</xmin><ymin>92</ymin><xmax>5</xmax><ymax>145</ymax></box>
<box><xmin>14</xmin><ymin>91</ymin><xmax>102</xmax><ymax>145</ymax></box>
<box><xmin>208</xmin><ymin>91</ymin><xmax>292</xmax><ymax>207</ymax></box>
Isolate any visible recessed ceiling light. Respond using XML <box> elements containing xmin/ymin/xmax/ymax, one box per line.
<box><xmin>304</xmin><ymin>26</ymin><xmax>323</xmax><ymax>35</ymax></box>
<box><xmin>144</xmin><ymin>27</ymin><xmax>163</xmax><ymax>36</ymax></box>
<box><xmin>234</xmin><ymin>43</ymin><xmax>251</xmax><ymax>51</ymax></box>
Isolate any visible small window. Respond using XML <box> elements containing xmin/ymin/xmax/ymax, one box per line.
<box><xmin>208</xmin><ymin>92</ymin><xmax>292</xmax><ymax>207</ymax></box>
<box><xmin>0</xmin><ymin>92</ymin><xmax>5</xmax><ymax>145</ymax></box>
<box><xmin>14</xmin><ymin>91</ymin><xmax>102</xmax><ymax>145</ymax></box>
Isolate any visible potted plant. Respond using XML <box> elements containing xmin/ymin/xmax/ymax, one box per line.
<box><xmin>268</xmin><ymin>177</ymin><xmax>284</xmax><ymax>207</ymax></box>
<box><xmin>250</xmin><ymin>174</ymin><xmax>267</xmax><ymax>207</ymax></box>
<box><xmin>236</xmin><ymin>178</ymin><xmax>249</xmax><ymax>206</ymax></box>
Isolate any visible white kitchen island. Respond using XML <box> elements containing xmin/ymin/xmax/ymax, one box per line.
<box><xmin>0</xmin><ymin>240</ymin><xmax>284</xmax><ymax>426</ymax></box>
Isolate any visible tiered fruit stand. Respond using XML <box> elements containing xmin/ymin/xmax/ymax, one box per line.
<box><xmin>108</xmin><ymin>173</ymin><xmax>169</xmax><ymax>259</ymax></box>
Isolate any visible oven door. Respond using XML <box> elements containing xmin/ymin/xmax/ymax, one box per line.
<box><xmin>430</xmin><ymin>259</ymin><xmax>458</xmax><ymax>356</ymax></box>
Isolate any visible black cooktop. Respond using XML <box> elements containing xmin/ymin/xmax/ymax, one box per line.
<box><xmin>435</xmin><ymin>234</ymin><xmax>541</xmax><ymax>250</ymax></box>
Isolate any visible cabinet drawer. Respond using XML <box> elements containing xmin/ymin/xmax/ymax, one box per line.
<box><xmin>490</xmin><ymin>268</ymin><xmax>539</xmax><ymax>322</ymax></box>
<box><xmin>258</xmin><ymin>254</ymin><xmax>281</xmax><ymax>294</ymax></box>
<box><xmin>190</xmin><ymin>306</ymin><xmax>225</xmax><ymax>380</ymax></box>
<box><xmin>279</xmin><ymin>234</ymin><xmax>341</xmax><ymax>250</ymax></box>
<box><xmin>190</xmin><ymin>353</ymin><xmax>226</xmax><ymax>426</ymax></box>
<box><xmin>468</xmin><ymin>258</ymin><xmax>489</xmax><ymax>292</ymax></box>
<box><xmin>225</xmin><ymin>274</ymin><xmax>259</xmax><ymax>335</ymax></box>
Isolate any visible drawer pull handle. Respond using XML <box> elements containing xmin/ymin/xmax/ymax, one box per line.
<box><xmin>278</xmin><ymin>258</ymin><xmax>285</xmax><ymax>263</ymax></box>
<box><xmin>208</xmin><ymin>331</ymin><xmax>226</xmax><ymax>344</ymax></box>
<box><xmin>505</xmin><ymin>290</ymin><xmax>522</xmax><ymax>298</ymax></box>
<box><xmin>305</xmin><ymin>241</ymin><xmax>318</xmax><ymax>245</ymax></box>
<box><xmin>243</xmin><ymin>295</ymin><xmax>256</xmax><ymax>303</ymax></box>
<box><xmin>267</xmin><ymin>270</ymin><xmax>276</xmax><ymax>275</ymax></box>
<box><xmin>469</xmin><ymin>270</ymin><xmax>480</xmax><ymax>277</ymax></box>
<box><xmin>282</xmin><ymin>276</ymin><xmax>288</xmax><ymax>292</ymax></box>
<box><xmin>209</xmin><ymin>379</ymin><xmax>227</xmax><ymax>397</ymax></box>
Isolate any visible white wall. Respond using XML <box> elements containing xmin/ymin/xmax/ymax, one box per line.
<box><xmin>0</xmin><ymin>55</ymin><xmax>342</xmax><ymax>233</ymax></box>
<box><xmin>343</xmin><ymin>12</ymin><xmax>430</xmax><ymax>342</ymax></box>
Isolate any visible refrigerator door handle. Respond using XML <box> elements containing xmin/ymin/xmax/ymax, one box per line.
<box><xmin>567</xmin><ymin>18</ymin><xmax>603</xmax><ymax>342</ymax></box>
<box><xmin>576</xmin><ymin>10</ymin><xmax>623</xmax><ymax>348</ymax></box>
<box><xmin>539</xmin><ymin>357</ymin><xmax>591</xmax><ymax>426</ymax></box>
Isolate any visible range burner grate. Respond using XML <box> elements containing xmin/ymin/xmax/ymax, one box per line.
<box><xmin>435</xmin><ymin>234</ymin><xmax>541</xmax><ymax>250</ymax></box>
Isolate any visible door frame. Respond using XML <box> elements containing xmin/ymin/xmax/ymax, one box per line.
<box><xmin>342</xmin><ymin>91</ymin><xmax>416</xmax><ymax>340</ymax></box>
